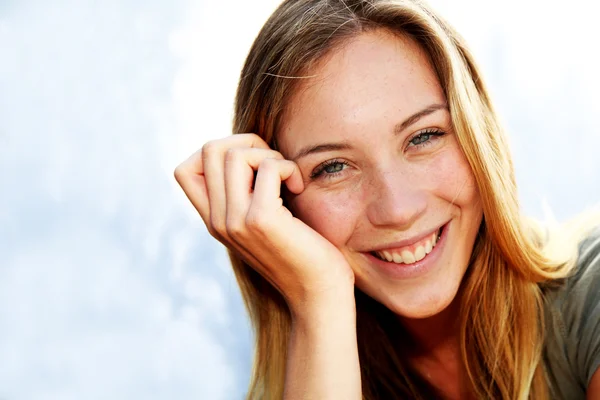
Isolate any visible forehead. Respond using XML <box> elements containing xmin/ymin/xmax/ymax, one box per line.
<box><xmin>277</xmin><ymin>29</ymin><xmax>445</xmax><ymax>156</ymax></box>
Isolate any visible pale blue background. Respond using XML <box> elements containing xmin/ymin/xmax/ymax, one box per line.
<box><xmin>0</xmin><ymin>0</ymin><xmax>598</xmax><ymax>399</ymax></box>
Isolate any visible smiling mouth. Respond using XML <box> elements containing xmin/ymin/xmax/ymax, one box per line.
<box><xmin>371</xmin><ymin>225</ymin><xmax>445</xmax><ymax>265</ymax></box>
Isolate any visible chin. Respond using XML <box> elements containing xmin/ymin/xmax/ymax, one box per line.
<box><xmin>354</xmin><ymin>219</ymin><xmax>476</xmax><ymax>322</ymax></box>
<box><xmin>357</xmin><ymin>275</ymin><xmax>463</xmax><ymax>321</ymax></box>
<box><xmin>389</xmin><ymin>291</ymin><xmax>456</xmax><ymax>320</ymax></box>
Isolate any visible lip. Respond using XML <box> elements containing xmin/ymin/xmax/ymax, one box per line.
<box><xmin>362</xmin><ymin>221</ymin><xmax>450</xmax><ymax>280</ymax></box>
<box><xmin>368</xmin><ymin>223</ymin><xmax>447</xmax><ymax>252</ymax></box>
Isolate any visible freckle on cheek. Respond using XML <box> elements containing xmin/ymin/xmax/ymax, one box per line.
<box><xmin>299</xmin><ymin>197</ymin><xmax>354</xmax><ymax>241</ymax></box>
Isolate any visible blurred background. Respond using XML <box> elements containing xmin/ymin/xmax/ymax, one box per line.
<box><xmin>0</xmin><ymin>0</ymin><xmax>598</xmax><ymax>398</ymax></box>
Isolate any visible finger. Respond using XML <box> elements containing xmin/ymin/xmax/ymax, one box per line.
<box><xmin>177</xmin><ymin>134</ymin><xmax>270</xmax><ymax>178</ymax></box>
<box><xmin>224</xmin><ymin>148</ymin><xmax>284</xmax><ymax>234</ymax></box>
<box><xmin>174</xmin><ymin>150</ymin><xmax>210</xmax><ymax>224</ymax></box>
<box><xmin>283</xmin><ymin>163</ymin><xmax>304</xmax><ymax>195</ymax></box>
<box><xmin>251</xmin><ymin>158</ymin><xmax>303</xmax><ymax>210</ymax></box>
<box><xmin>203</xmin><ymin>134</ymin><xmax>272</xmax><ymax>237</ymax></box>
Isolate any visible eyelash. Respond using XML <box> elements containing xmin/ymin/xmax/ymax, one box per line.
<box><xmin>309</xmin><ymin>128</ymin><xmax>446</xmax><ymax>180</ymax></box>
<box><xmin>310</xmin><ymin>159</ymin><xmax>350</xmax><ymax>180</ymax></box>
<box><xmin>408</xmin><ymin>128</ymin><xmax>446</xmax><ymax>148</ymax></box>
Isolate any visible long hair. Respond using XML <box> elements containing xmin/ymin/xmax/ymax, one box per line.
<box><xmin>228</xmin><ymin>1</ymin><xmax>582</xmax><ymax>398</ymax></box>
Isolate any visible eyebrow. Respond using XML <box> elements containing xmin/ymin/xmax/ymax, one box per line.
<box><xmin>290</xmin><ymin>103</ymin><xmax>448</xmax><ymax>161</ymax></box>
<box><xmin>394</xmin><ymin>103</ymin><xmax>448</xmax><ymax>135</ymax></box>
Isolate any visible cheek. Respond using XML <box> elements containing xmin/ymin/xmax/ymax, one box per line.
<box><xmin>426</xmin><ymin>147</ymin><xmax>480</xmax><ymax>207</ymax></box>
<box><xmin>288</xmin><ymin>189</ymin><xmax>360</xmax><ymax>247</ymax></box>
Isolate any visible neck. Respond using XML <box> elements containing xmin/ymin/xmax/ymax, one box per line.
<box><xmin>399</xmin><ymin>295</ymin><xmax>461</xmax><ymax>359</ymax></box>
<box><xmin>397</xmin><ymin>295</ymin><xmax>469</xmax><ymax>400</ymax></box>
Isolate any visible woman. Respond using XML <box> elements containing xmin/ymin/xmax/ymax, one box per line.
<box><xmin>174</xmin><ymin>0</ymin><xmax>600</xmax><ymax>398</ymax></box>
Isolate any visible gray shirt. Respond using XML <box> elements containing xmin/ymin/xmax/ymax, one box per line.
<box><xmin>543</xmin><ymin>228</ymin><xmax>600</xmax><ymax>399</ymax></box>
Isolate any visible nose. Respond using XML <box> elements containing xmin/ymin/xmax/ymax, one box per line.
<box><xmin>366</xmin><ymin>166</ymin><xmax>427</xmax><ymax>229</ymax></box>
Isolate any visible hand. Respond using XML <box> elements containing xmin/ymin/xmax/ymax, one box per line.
<box><xmin>174</xmin><ymin>133</ymin><xmax>355</xmax><ymax>315</ymax></box>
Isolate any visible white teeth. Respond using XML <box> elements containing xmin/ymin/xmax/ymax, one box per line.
<box><xmin>425</xmin><ymin>238</ymin><xmax>433</xmax><ymax>254</ymax></box>
<box><xmin>375</xmin><ymin>227</ymin><xmax>443</xmax><ymax>265</ymax></box>
<box><xmin>401</xmin><ymin>250</ymin><xmax>415</xmax><ymax>264</ymax></box>
<box><xmin>414</xmin><ymin>246</ymin><xmax>425</xmax><ymax>261</ymax></box>
<box><xmin>383</xmin><ymin>250</ymin><xmax>393</xmax><ymax>262</ymax></box>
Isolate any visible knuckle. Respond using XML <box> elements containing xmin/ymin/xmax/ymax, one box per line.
<box><xmin>225</xmin><ymin>218</ymin><xmax>245</xmax><ymax>239</ymax></box>
<box><xmin>210</xmin><ymin>215</ymin><xmax>228</xmax><ymax>237</ymax></box>
<box><xmin>173</xmin><ymin>165</ymin><xmax>185</xmax><ymax>183</ymax></box>
<box><xmin>244</xmin><ymin>132</ymin><xmax>261</xmax><ymax>142</ymax></box>
<box><xmin>270</xmin><ymin>150</ymin><xmax>285</xmax><ymax>160</ymax></box>
<box><xmin>240</xmin><ymin>132</ymin><xmax>256</xmax><ymax>139</ymax></box>
<box><xmin>244</xmin><ymin>211</ymin><xmax>261</xmax><ymax>231</ymax></box>
<box><xmin>224</xmin><ymin>147</ymin><xmax>240</xmax><ymax>163</ymax></box>
<box><xmin>205</xmin><ymin>222</ymin><xmax>225</xmax><ymax>242</ymax></box>
<box><xmin>206</xmin><ymin>225</ymin><xmax>219</xmax><ymax>239</ymax></box>
<box><xmin>245</xmin><ymin>210</ymin><xmax>270</xmax><ymax>233</ymax></box>
<box><xmin>173</xmin><ymin>163</ymin><xmax>195</xmax><ymax>187</ymax></box>
<box><xmin>259</xmin><ymin>157</ymin><xmax>277</xmax><ymax>170</ymax></box>
<box><xmin>202</xmin><ymin>140</ymin><xmax>220</xmax><ymax>157</ymax></box>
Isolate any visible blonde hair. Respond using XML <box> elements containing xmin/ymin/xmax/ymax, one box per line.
<box><xmin>228</xmin><ymin>0</ymin><xmax>590</xmax><ymax>398</ymax></box>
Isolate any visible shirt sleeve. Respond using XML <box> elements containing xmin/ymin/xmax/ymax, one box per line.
<box><xmin>560</xmin><ymin>228</ymin><xmax>600</xmax><ymax>387</ymax></box>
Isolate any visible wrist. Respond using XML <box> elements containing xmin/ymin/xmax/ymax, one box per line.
<box><xmin>289</xmin><ymin>285</ymin><xmax>356</xmax><ymax>327</ymax></box>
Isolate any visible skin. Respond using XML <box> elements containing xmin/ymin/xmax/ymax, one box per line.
<box><xmin>175</xmin><ymin>28</ymin><xmax>484</xmax><ymax>399</ymax></box>
<box><xmin>279</xmin><ymin>30</ymin><xmax>482</xmax><ymax>331</ymax></box>
<box><xmin>589</xmin><ymin>370</ymin><xmax>600</xmax><ymax>400</ymax></box>
<box><xmin>176</xmin><ymin>27</ymin><xmax>599</xmax><ymax>399</ymax></box>
<box><xmin>276</xmin><ymin>29</ymin><xmax>483</xmax><ymax>396</ymax></box>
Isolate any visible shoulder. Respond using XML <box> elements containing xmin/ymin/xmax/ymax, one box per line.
<box><xmin>546</xmin><ymin>225</ymin><xmax>600</xmax><ymax>299</ymax></box>
<box><xmin>571</xmin><ymin>227</ymin><xmax>600</xmax><ymax>284</ymax></box>
<box><xmin>543</xmin><ymin>226</ymin><xmax>600</xmax><ymax>396</ymax></box>
<box><xmin>556</xmin><ymin>227</ymin><xmax>600</xmax><ymax>324</ymax></box>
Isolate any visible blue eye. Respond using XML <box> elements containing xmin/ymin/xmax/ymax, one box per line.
<box><xmin>408</xmin><ymin>129</ymin><xmax>445</xmax><ymax>148</ymax></box>
<box><xmin>310</xmin><ymin>159</ymin><xmax>349</xmax><ymax>180</ymax></box>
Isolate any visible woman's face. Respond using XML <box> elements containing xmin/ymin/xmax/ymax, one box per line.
<box><xmin>277</xmin><ymin>30</ymin><xmax>483</xmax><ymax>319</ymax></box>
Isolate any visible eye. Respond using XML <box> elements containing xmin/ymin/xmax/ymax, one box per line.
<box><xmin>310</xmin><ymin>159</ymin><xmax>350</xmax><ymax>180</ymax></box>
<box><xmin>407</xmin><ymin>128</ymin><xmax>446</xmax><ymax>149</ymax></box>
